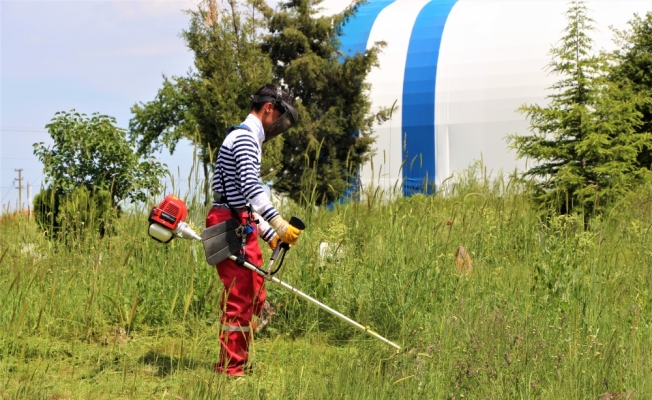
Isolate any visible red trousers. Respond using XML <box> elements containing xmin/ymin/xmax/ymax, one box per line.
<box><xmin>206</xmin><ymin>207</ymin><xmax>266</xmax><ymax>376</ymax></box>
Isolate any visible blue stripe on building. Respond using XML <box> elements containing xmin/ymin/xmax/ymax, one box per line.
<box><xmin>338</xmin><ymin>0</ymin><xmax>396</xmax><ymax>58</ymax></box>
<box><xmin>402</xmin><ymin>0</ymin><xmax>458</xmax><ymax>196</ymax></box>
<box><xmin>337</xmin><ymin>0</ymin><xmax>395</xmax><ymax>201</ymax></box>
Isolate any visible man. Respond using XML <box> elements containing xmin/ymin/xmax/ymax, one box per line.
<box><xmin>206</xmin><ymin>84</ymin><xmax>301</xmax><ymax>376</ymax></box>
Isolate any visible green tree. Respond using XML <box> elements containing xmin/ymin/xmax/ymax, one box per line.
<box><xmin>129</xmin><ymin>0</ymin><xmax>276</xmax><ymax>203</ymax></box>
<box><xmin>509</xmin><ymin>1</ymin><xmax>652</xmax><ymax>216</ymax></box>
<box><xmin>131</xmin><ymin>0</ymin><xmax>385</xmax><ymax>206</ymax></box>
<box><xmin>610</xmin><ymin>12</ymin><xmax>652</xmax><ymax>169</ymax></box>
<box><xmin>33</xmin><ymin>111</ymin><xmax>166</xmax><ymax>236</ymax></box>
<box><xmin>253</xmin><ymin>0</ymin><xmax>384</xmax><ymax>205</ymax></box>
<box><xmin>46</xmin><ymin>186</ymin><xmax>114</xmax><ymax>239</ymax></box>
<box><xmin>34</xmin><ymin>111</ymin><xmax>166</xmax><ymax>206</ymax></box>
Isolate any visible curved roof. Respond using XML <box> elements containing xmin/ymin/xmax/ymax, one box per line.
<box><xmin>318</xmin><ymin>0</ymin><xmax>652</xmax><ymax>195</ymax></box>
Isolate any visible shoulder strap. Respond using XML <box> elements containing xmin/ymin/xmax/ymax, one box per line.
<box><xmin>217</xmin><ymin>123</ymin><xmax>254</xmax><ymax>223</ymax></box>
<box><xmin>226</xmin><ymin>124</ymin><xmax>252</xmax><ymax>135</ymax></box>
<box><xmin>219</xmin><ymin>123</ymin><xmax>253</xmax><ymax>195</ymax></box>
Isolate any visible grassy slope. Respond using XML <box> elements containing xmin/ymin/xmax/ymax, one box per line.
<box><xmin>1</xmin><ymin>178</ymin><xmax>651</xmax><ymax>399</ymax></box>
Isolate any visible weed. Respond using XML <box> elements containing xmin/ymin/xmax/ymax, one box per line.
<box><xmin>1</xmin><ymin>169</ymin><xmax>651</xmax><ymax>398</ymax></box>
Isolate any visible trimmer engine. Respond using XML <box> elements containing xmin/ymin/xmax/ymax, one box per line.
<box><xmin>148</xmin><ymin>194</ymin><xmax>201</xmax><ymax>242</ymax></box>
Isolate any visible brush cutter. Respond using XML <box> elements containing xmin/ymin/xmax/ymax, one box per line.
<box><xmin>147</xmin><ymin>195</ymin><xmax>401</xmax><ymax>351</ymax></box>
<box><xmin>147</xmin><ymin>194</ymin><xmax>201</xmax><ymax>242</ymax></box>
<box><xmin>224</xmin><ymin>252</ymin><xmax>401</xmax><ymax>350</ymax></box>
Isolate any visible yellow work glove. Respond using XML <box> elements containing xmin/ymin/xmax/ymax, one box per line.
<box><xmin>269</xmin><ymin>215</ymin><xmax>302</xmax><ymax>246</ymax></box>
<box><xmin>268</xmin><ymin>235</ymin><xmax>280</xmax><ymax>250</ymax></box>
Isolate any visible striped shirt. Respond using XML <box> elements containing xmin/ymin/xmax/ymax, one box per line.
<box><xmin>212</xmin><ymin>114</ymin><xmax>278</xmax><ymax>242</ymax></box>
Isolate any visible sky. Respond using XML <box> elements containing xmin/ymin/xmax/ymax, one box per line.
<box><xmin>0</xmin><ymin>0</ymin><xmax>210</xmax><ymax>212</ymax></box>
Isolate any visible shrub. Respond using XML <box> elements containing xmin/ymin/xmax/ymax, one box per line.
<box><xmin>33</xmin><ymin>186</ymin><xmax>117</xmax><ymax>239</ymax></box>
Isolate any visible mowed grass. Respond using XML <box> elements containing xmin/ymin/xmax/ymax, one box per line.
<box><xmin>1</xmin><ymin>175</ymin><xmax>652</xmax><ymax>399</ymax></box>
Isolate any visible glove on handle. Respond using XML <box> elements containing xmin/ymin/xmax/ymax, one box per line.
<box><xmin>270</xmin><ymin>216</ymin><xmax>305</xmax><ymax>261</ymax></box>
<box><xmin>270</xmin><ymin>215</ymin><xmax>304</xmax><ymax>244</ymax></box>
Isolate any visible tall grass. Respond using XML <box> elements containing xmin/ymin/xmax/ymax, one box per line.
<box><xmin>1</xmin><ymin>165</ymin><xmax>651</xmax><ymax>399</ymax></box>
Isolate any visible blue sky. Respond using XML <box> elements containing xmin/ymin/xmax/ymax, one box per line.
<box><xmin>1</xmin><ymin>0</ymin><xmax>209</xmax><ymax>211</ymax></box>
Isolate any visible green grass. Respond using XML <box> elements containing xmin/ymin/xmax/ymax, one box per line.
<box><xmin>1</xmin><ymin>174</ymin><xmax>652</xmax><ymax>399</ymax></box>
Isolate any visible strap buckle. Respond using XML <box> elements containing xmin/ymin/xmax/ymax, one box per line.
<box><xmin>235</xmin><ymin>223</ymin><xmax>254</xmax><ymax>238</ymax></box>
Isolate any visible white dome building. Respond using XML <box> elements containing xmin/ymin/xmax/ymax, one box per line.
<box><xmin>317</xmin><ymin>0</ymin><xmax>652</xmax><ymax>195</ymax></box>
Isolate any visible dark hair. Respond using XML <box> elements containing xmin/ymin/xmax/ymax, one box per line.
<box><xmin>251</xmin><ymin>84</ymin><xmax>293</xmax><ymax>112</ymax></box>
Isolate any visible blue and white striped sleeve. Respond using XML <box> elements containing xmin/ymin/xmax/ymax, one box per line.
<box><xmin>254</xmin><ymin>213</ymin><xmax>277</xmax><ymax>242</ymax></box>
<box><xmin>233</xmin><ymin>134</ymin><xmax>280</xmax><ymax>222</ymax></box>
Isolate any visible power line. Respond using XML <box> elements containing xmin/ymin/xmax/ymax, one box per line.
<box><xmin>0</xmin><ymin>130</ymin><xmax>48</xmax><ymax>133</ymax></box>
<box><xmin>0</xmin><ymin>128</ymin><xmax>47</xmax><ymax>132</ymax></box>
<box><xmin>0</xmin><ymin>182</ymin><xmax>14</xmax><ymax>203</ymax></box>
<box><xmin>1</xmin><ymin>157</ymin><xmax>197</xmax><ymax>161</ymax></box>
<box><xmin>0</xmin><ymin>132</ymin><xmax>50</xmax><ymax>136</ymax></box>
<box><xmin>0</xmin><ymin>128</ymin><xmax>49</xmax><ymax>134</ymax></box>
<box><xmin>0</xmin><ymin>126</ymin><xmax>47</xmax><ymax>130</ymax></box>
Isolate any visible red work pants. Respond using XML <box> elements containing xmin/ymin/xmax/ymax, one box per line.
<box><xmin>206</xmin><ymin>207</ymin><xmax>265</xmax><ymax>376</ymax></box>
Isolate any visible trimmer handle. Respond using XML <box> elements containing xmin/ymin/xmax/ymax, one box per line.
<box><xmin>270</xmin><ymin>216</ymin><xmax>306</xmax><ymax>261</ymax></box>
<box><xmin>289</xmin><ymin>216</ymin><xmax>306</xmax><ymax>230</ymax></box>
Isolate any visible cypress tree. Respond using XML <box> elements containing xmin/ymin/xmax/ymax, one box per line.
<box><xmin>610</xmin><ymin>12</ymin><xmax>652</xmax><ymax>169</ymax></box>
<box><xmin>509</xmin><ymin>1</ymin><xmax>652</xmax><ymax>216</ymax></box>
<box><xmin>129</xmin><ymin>1</ymin><xmax>274</xmax><ymax>203</ymax></box>
<box><xmin>253</xmin><ymin>0</ymin><xmax>384</xmax><ymax>205</ymax></box>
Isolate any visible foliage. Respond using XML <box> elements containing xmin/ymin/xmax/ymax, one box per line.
<box><xmin>129</xmin><ymin>1</ymin><xmax>275</xmax><ymax>202</ymax></box>
<box><xmin>131</xmin><ymin>0</ymin><xmax>384</xmax><ymax>205</ymax></box>
<box><xmin>129</xmin><ymin>77</ymin><xmax>194</xmax><ymax>157</ymax></box>
<box><xmin>33</xmin><ymin>186</ymin><xmax>116</xmax><ymax>239</ymax></box>
<box><xmin>253</xmin><ymin>0</ymin><xmax>384</xmax><ymax>205</ymax></box>
<box><xmin>610</xmin><ymin>12</ymin><xmax>652</xmax><ymax>169</ymax></box>
<box><xmin>32</xmin><ymin>110</ymin><xmax>165</xmax><ymax>237</ymax></box>
<box><xmin>34</xmin><ymin>110</ymin><xmax>166</xmax><ymax>206</ymax></box>
<box><xmin>55</xmin><ymin>186</ymin><xmax>116</xmax><ymax>239</ymax></box>
<box><xmin>2</xmin><ymin>167</ymin><xmax>652</xmax><ymax>398</ymax></box>
<box><xmin>32</xmin><ymin>187</ymin><xmax>59</xmax><ymax>235</ymax></box>
<box><xmin>509</xmin><ymin>1</ymin><xmax>652</xmax><ymax>216</ymax></box>
<box><xmin>34</xmin><ymin>186</ymin><xmax>117</xmax><ymax>240</ymax></box>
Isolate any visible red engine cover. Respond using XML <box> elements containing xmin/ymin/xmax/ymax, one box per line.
<box><xmin>148</xmin><ymin>194</ymin><xmax>188</xmax><ymax>230</ymax></box>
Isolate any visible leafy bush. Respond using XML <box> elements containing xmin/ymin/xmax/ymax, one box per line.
<box><xmin>32</xmin><ymin>110</ymin><xmax>166</xmax><ymax>238</ymax></box>
<box><xmin>33</xmin><ymin>187</ymin><xmax>59</xmax><ymax>236</ymax></box>
<box><xmin>34</xmin><ymin>110</ymin><xmax>166</xmax><ymax>207</ymax></box>
<box><xmin>34</xmin><ymin>186</ymin><xmax>117</xmax><ymax>238</ymax></box>
<box><xmin>509</xmin><ymin>2</ymin><xmax>652</xmax><ymax>216</ymax></box>
<box><xmin>56</xmin><ymin>187</ymin><xmax>116</xmax><ymax>239</ymax></box>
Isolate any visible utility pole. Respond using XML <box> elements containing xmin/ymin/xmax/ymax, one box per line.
<box><xmin>27</xmin><ymin>183</ymin><xmax>32</xmax><ymax>218</ymax></box>
<box><xmin>15</xmin><ymin>168</ymin><xmax>23</xmax><ymax>212</ymax></box>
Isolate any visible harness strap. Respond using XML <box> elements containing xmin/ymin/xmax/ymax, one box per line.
<box><xmin>217</xmin><ymin>123</ymin><xmax>256</xmax><ymax>263</ymax></box>
<box><xmin>217</xmin><ymin>123</ymin><xmax>254</xmax><ymax>216</ymax></box>
<box><xmin>226</xmin><ymin>124</ymin><xmax>252</xmax><ymax>134</ymax></box>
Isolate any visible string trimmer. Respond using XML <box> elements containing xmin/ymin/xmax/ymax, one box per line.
<box><xmin>147</xmin><ymin>194</ymin><xmax>401</xmax><ymax>350</ymax></box>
